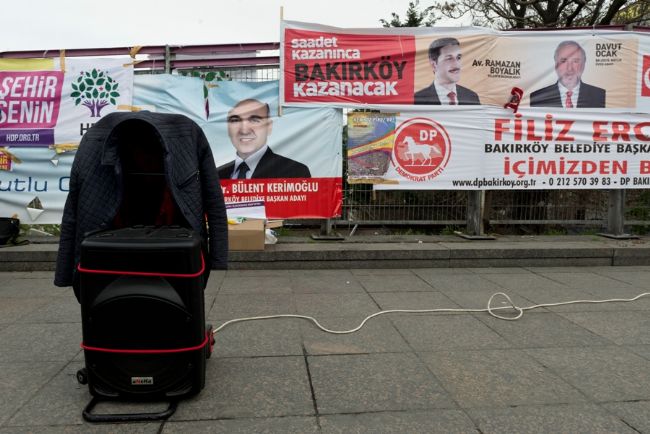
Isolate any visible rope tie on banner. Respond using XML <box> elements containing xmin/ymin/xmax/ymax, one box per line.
<box><xmin>122</xmin><ymin>45</ymin><xmax>144</xmax><ymax>67</ymax></box>
<box><xmin>50</xmin><ymin>144</ymin><xmax>80</xmax><ymax>154</ymax></box>
<box><xmin>59</xmin><ymin>50</ymin><xmax>65</xmax><ymax>73</ymax></box>
<box><xmin>0</xmin><ymin>147</ymin><xmax>22</xmax><ymax>164</ymax></box>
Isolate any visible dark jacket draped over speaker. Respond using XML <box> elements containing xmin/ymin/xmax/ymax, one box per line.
<box><xmin>54</xmin><ymin>111</ymin><xmax>228</xmax><ymax>288</ymax></box>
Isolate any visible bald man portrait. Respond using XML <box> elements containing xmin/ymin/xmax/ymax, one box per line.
<box><xmin>217</xmin><ymin>99</ymin><xmax>311</xmax><ymax>179</ymax></box>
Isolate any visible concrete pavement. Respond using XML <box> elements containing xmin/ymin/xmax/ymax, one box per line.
<box><xmin>1</xmin><ymin>265</ymin><xmax>649</xmax><ymax>433</ymax></box>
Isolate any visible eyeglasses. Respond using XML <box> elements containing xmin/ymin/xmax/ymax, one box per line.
<box><xmin>227</xmin><ymin>116</ymin><xmax>268</xmax><ymax>125</ymax></box>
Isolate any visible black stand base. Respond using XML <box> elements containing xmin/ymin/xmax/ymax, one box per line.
<box><xmin>453</xmin><ymin>231</ymin><xmax>496</xmax><ymax>240</ymax></box>
<box><xmin>597</xmin><ymin>233</ymin><xmax>640</xmax><ymax>240</ymax></box>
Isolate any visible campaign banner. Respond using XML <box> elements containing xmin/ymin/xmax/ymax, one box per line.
<box><xmin>0</xmin><ymin>58</ymin><xmax>134</xmax><ymax>149</ymax></box>
<box><xmin>366</xmin><ymin>107</ymin><xmax>650</xmax><ymax>190</ymax></box>
<box><xmin>0</xmin><ymin>58</ymin><xmax>133</xmax><ymax>223</ymax></box>
<box><xmin>132</xmin><ymin>74</ymin><xmax>206</xmax><ymax>124</ymax></box>
<box><xmin>281</xmin><ymin>21</ymin><xmax>644</xmax><ymax>111</ymax></box>
<box><xmin>203</xmin><ymin>80</ymin><xmax>342</xmax><ymax>218</ymax></box>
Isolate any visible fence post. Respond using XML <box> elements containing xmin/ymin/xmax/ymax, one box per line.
<box><xmin>599</xmin><ymin>190</ymin><xmax>637</xmax><ymax>239</ymax></box>
<box><xmin>164</xmin><ymin>45</ymin><xmax>171</xmax><ymax>73</ymax></box>
<box><xmin>457</xmin><ymin>191</ymin><xmax>495</xmax><ymax>239</ymax></box>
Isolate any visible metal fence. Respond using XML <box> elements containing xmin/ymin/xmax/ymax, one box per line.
<box><xmin>168</xmin><ymin>65</ymin><xmax>650</xmax><ymax>233</ymax></box>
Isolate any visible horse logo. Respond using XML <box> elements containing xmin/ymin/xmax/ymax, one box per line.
<box><xmin>392</xmin><ymin>117</ymin><xmax>451</xmax><ymax>180</ymax></box>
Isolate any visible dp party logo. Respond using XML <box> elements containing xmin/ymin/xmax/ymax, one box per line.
<box><xmin>392</xmin><ymin>117</ymin><xmax>451</xmax><ymax>181</ymax></box>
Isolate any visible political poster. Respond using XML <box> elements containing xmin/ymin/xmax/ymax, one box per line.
<box><xmin>346</xmin><ymin>107</ymin><xmax>650</xmax><ymax>191</ymax></box>
<box><xmin>0</xmin><ymin>58</ymin><xmax>133</xmax><ymax>223</ymax></box>
<box><xmin>281</xmin><ymin>21</ymin><xmax>644</xmax><ymax>112</ymax></box>
<box><xmin>203</xmin><ymin>80</ymin><xmax>342</xmax><ymax>219</ymax></box>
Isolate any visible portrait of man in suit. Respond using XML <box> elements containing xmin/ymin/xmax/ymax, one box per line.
<box><xmin>530</xmin><ymin>40</ymin><xmax>606</xmax><ymax>108</ymax></box>
<box><xmin>217</xmin><ymin>98</ymin><xmax>311</xmax><ymax>179</ymax></box>
<box><xmin>414</xmin><ymin>37</ymin><xmax>481</xmax><ymax>106</ymax></box>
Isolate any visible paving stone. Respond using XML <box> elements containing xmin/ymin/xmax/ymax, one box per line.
<box><xmin>319</xmin><ymin>409</ymin><xmax>478</xmax><ymax>434</ymax></box>
<box><xmin>351</xmin><ymin>268</ymin><xmax>416</xmax><ymax>276</ymax></box>
<box><xmin>0</xmin><ymin>297</ymin><xmax>51</xmax><ymax>324</ymax></box>
<box><xmin>212</xmin><ymin>317</ymin><xmax>303</xmax><ymax>357</ymax></box>
<box><xmin>525</xmin><ymin>346</ymin><xmax>650</xmax><ymax>402</ymax></box>
<box><xmin>0</xmin><ymin>362</ymin><xmax>63</xmax><ymax>426</ymax></box>
<box><xmin>557</xmin><ymin>311</ymin><xmax>650</xmax><ymax>345</ymax></box>
<box><xmin>308</xmin><ymin>353</ymin><xmax>455</xmax><ymax>414</ymax></box>
<box><xmin>602</xmin><ymin>401</ymin><xmax>650</xmax><ymax>433</ymax></box>
<box><xmin>225</xmin><ymin>269</ymin><xmax>293</xmax><ymax>277</ymax></box>
<box><xmin>219</xmin><ymin>276</ymin><xmax>294</xmax><ymax>294</ymax></box>
<box><xmin>163</xmin><ymin>417</ymin><xmax>319</xmax><ymax>433</ymax></box>
<box><xmin>471</xmin><ymin>267</ymin><xmax>533</xmax><ymax>274</ymax></box>
<box><xmin>391</xmin><ymin>315</ymin><xmax>512</xmax><ymax>351</ymax></box>
<box><xmin>301</xmin><ymin>315</ymin><xmax>411</xmax><ymax>355</ymax></box>
<box><xmin>420</xmin><ymin>349</ymin><xmax>587</xmax><ymax>408</ymax></box>
<box><xmin>476</xmin><ymin>312</ymin><xmax>612</xmax><ymax>348</ymax></box>
<box><xmin>534</xmin><ymin>271</ymin><xmax>638</xmax><ymax>292</ymax></box>
<box><xmin>439</xmin><ymin>288</ymin><xmax>536</xmax><ymax>312</ymax></box>
<box><xmin>369</xmin><ymin>291</ymin><xmax>460</xmax><ymax>311</ymax></box>
<box><xmin>468</xmin><ymin>403</ymin><xmax>638</xmax><ymax>434</ymax></box>
<box><xmin>18</xmin><ymin>296</ymin><xmax>81</xmax><ymax>323</ymax></box>
<box><xmin>480</xmin><ymin>272</ymin><xmax>568</xmax><ymax>293</ymax></box>
<box><xmin>356</xmin><ymin>274</ymin><xmax>435</xmax><ymax>293</ymax></box>
<box><xmin>0</xmin><ymin>424</ymin><xmax>162</xmax><ymax>433</ymax></box>
<box><xmin>591</xmin><ymin>269</ymin><xmax>650</xmax><ymax>290</ymax></box>
<box><xmin>291</xmin><ymin>275</ymin><xmax>366</xmax><ymax>294</ymax></box>
<box><xmin>625</xmin><ymin>344</ymin><xmax>650</xmax><ymax>360</ymax></box>
<box><xmin>0</xmin><ymin>277</ymin><xmax>68</xmax><ymax>297</ymax></box>
<box><xmin>0</xmin><ymin>323</ymin><xmax>81</xmax><ymax>363</ymax></box>
<box><xmin>7</xmin><ymin>361</ymin><xmax>91</xmax><ymax>426</ymax></box>
<box><xmin>170</xmin><ymin>356</ymin><xmax>313</xmax><ymax>420</ymax></box>
<box><xmin>207</xmin><ymin>293</ymin><xmax>296</xmax><ymax>320</ymax></box>
<box><xmin>415</xmin><ymin>273</ymin><xmax>504</xmax><ymax>292</ymax></box>
<box><xmin>293</xmin><ymin>293</ymin><xmax>380</xmax><ymax>318</ymax></box>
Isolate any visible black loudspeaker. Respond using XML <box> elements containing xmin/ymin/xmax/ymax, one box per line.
<box><xmin>77</xmin><ymin>226</ymin><xmax>213</xmax><ymax>422</ymax></box>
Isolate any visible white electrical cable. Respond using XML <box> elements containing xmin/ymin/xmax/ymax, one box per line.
<box><xmin>213</xmin><ymin>291</ymin><xmax>650</xmax><ymax>335</ymax></box>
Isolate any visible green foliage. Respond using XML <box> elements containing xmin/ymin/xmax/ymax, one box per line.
<box><xmin>179</xmin><ymin>69</ymin><xmax>231</xmax><ymax>98</ymax></box>
<box><xmin>380</xmin><ymin>0</ymin><xmax>437</xmax><ymax>27</ymax></box>
<box><xmin>435</xmin><ymin>0</ymin><xmax>639</xmax><ymax>29</ymax></box>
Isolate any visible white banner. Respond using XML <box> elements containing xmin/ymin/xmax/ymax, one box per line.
<box><xmin>369</xmin><ymin>107</ymin><xmax>650</xmax><ymax>190</ymax></box>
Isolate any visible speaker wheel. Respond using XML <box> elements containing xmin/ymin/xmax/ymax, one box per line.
<box><xmin>77</xmin><ymin>368</ymin><xmax>88</xmax><ymax>385</ymax></box>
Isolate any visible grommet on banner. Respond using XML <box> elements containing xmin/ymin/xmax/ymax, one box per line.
<box><xmin>60</xmin><ymin>49</ymin><xmax>66</xmax><ymax>73</ymax></box>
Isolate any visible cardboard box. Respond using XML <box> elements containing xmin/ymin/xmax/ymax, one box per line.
<box><xmin>228</xmin><ymin>218</ymin><xmax>265</xmax><ymax>251</ymax></box>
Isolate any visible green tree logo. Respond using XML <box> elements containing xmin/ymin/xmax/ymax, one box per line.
<box><xmin>70</xmin><ymin>69</ymin><xmax>120</xmax><ymax>117</ymax></box>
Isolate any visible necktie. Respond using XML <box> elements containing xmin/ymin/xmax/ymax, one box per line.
<box><xmin>448</xmin><ymin>91</ymin><xmax>457</xmax><ymax>105</ymax></box>
<box><xmin>236</xmin><ymin>162</ymin><xmax>249</xmax><ymax>179</ymax></box>
<box><xmin>566</xmin><ymin>90</ymin><xmax>573</xmax><ymax>108</ymax></box>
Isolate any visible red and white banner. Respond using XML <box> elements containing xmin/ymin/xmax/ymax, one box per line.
<box><xmin>365</xmin><ymin>107</ymin><xmax>650</xmax><ymax>190</ymax></box>
<box><xmin>281</xmin><ymin>21</ymin><xmax>650</xmax><ymax>113</ymax></box>
<box><xmin>203</xmin><ymin>80</ymin><xmax>343</xmax><ymax>218</ymax></box>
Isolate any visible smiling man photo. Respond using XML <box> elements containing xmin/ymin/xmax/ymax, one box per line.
<box><xmin>414</xmin><ymin>37</ymin><xmax>481</xmax><ymax>106</ymax></box>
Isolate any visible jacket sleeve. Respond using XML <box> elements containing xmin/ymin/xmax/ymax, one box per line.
<box><xmin>54</xmin><ymin>163</ymin><xmax>80</xmax><ymax>286</ymax></box>
<box><xmin>197</xmin><ymin>127</ymin><xmax>228</xmax><ymax>269</ymax></box>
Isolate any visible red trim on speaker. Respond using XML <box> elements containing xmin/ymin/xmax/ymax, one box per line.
<box><xmin>81</xmin><ymin>332</ymin><xmax>211</xmax><ymax>354</ymax></box>
<box><xmin>77</xmin><ymin>253</ymin><xmax>205</xmax><ymax>278</ymax></box>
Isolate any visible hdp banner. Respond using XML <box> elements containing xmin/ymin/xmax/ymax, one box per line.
<box><xmin>203</xmin><ymin>80</ymin><xmax>342</xmax><ymax>218</ymax></box>
<box><xmin>281</xmin><ymin>21</ymin><xmax>648</xmax><ymax>112</ymax></box>
<box><xmin>347</xmin><ymin>108</ymin><xmax>650</xmax><ymax>190</ymax></box>
<box><xmin>0</xmin><ymin>58</ymin><xmax>133</xmax><ymax>223</ymax></box>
